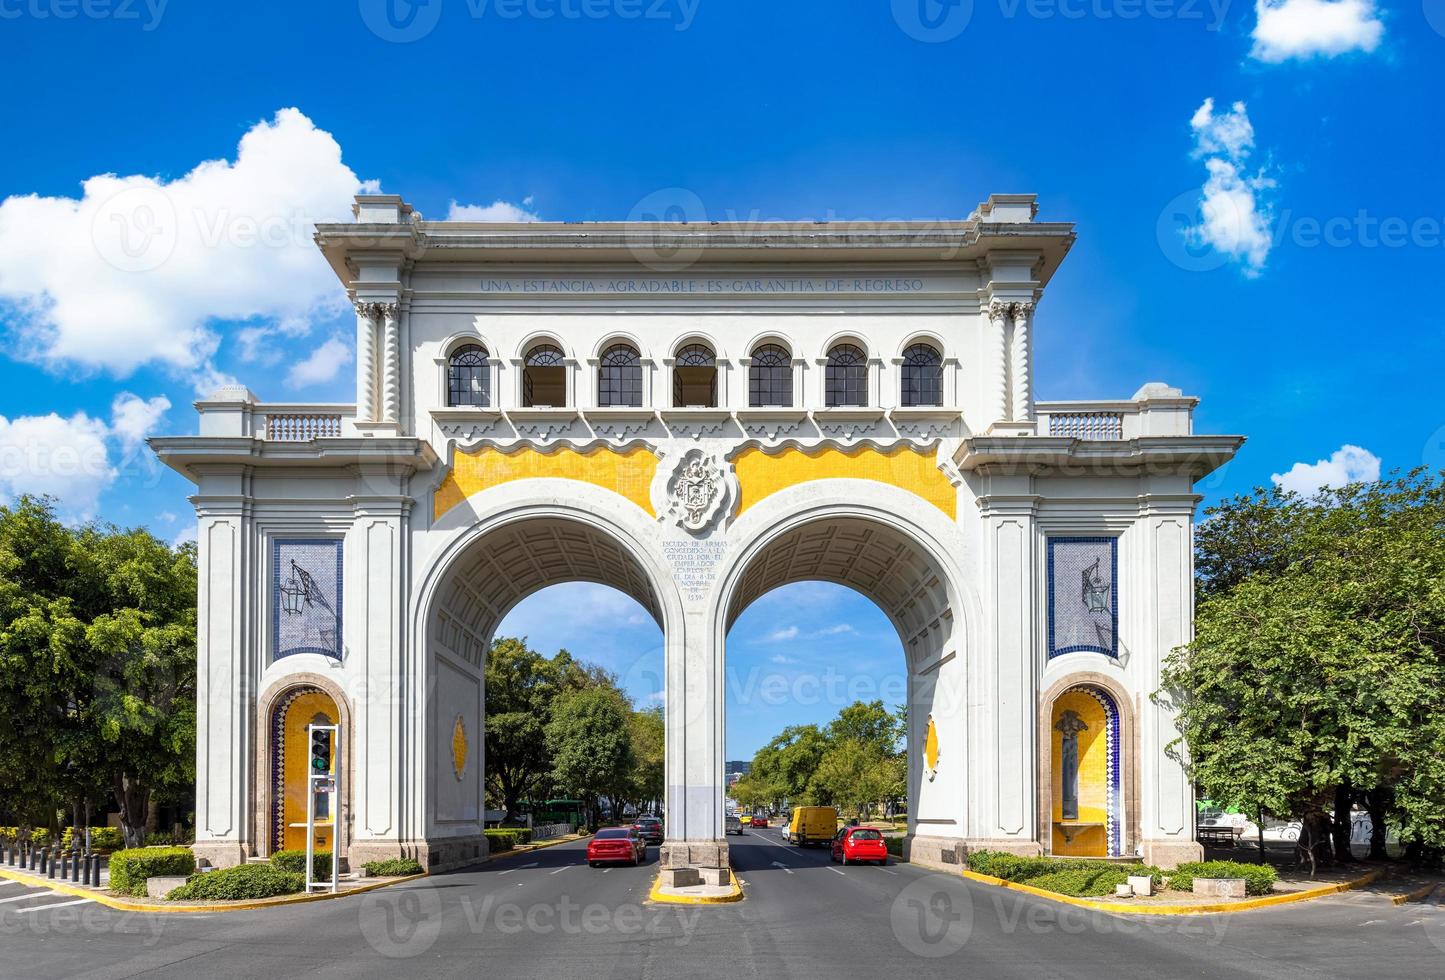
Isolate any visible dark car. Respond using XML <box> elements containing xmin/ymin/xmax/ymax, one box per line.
<box><xmin>587</xmin><ymin>827</ymin><xmax>645</xmax><ymax>867</ymax></box>
<box><xmin>632</xmin><ymin>815</ymin><xmax>664</xmax><ymax>845</ymax></box>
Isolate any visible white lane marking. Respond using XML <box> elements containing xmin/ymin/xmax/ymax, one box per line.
<box><xmin>549</xmin><ymin>867</ymin><xmax>570</xmax><ymax>875</ymax></box>
<box><xmin>770</xmin><ymin>862</ymin><xmax>795</xmax><ymax>875</ymax></box>
<box><xmin>879</xmin><ymin>868</ymin><xmax>899</xmax><ymax>875</ymax></box>
<box><xmin>829</xmin><ymin>867</ymin><xmax>846</xmax><ymax>876</ymax></box>
<box><xmin>602</xmin><ymin>868</ymin><xmax>611</xmax><ymax>874</ymax></box>
<box><xmin>0</xmin><ymin>890</ymin><xmax>56</xmax><ymax>905</ymax></box>
<box><xmin>0</xmin><ymin>881</ymin><xmax>24</xmax><ymax>889</ymax></box>
<box><xmin>497</xmin><ymin>862</ymin><xmax>539</xmax><ymax>876</ymax></box>
<box><xmin>15</xmin><ymin>898</ymin><xmax>91</xmax><ymax>914</ymax></box>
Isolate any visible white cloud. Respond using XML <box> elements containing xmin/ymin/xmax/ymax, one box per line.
<box><xmin>815</xmin><ymin>623</ymin><xmax>856</xmax><ymax>637</ymax></box>
<box><xmin>1271</xmin><ymin>444</ymin><xmax>1381</xmax><ymax>495</ymax></box>
<box><xmin>0</xmin><ymin>392</ymin><xmax>175</xmax><ymax>521</ymax></box>
<box><xmin>447</xmin><ymin>198</ymin><xmax>541</xmax><ymax>222</ymax></box>
<box><xmin>0</xmin><ymin>411</ymin><xmax>114</xmax><ymax>520</ymax></box>
<box><xmin>172</xmin><ymin>525</ymin><xmax>198</xmax><ymax>548</ymax></box>
<box><xmin>1250</xmin><ymin>0</ymin><xmax>1384</xmax><ymax>63</ymax></box>
<box><xmin>761</xmin><ymin>625</ymin><xmax>801</xmax><ymax>643</ymax></box>
<box><xmin>109</xmin><ymin>392</ymin><xmax>171</xmax><ymax>451</ymax></box>
<box><xmin>0</xmin><ymin>108</ymin><xmax>376</xmax><ymax>390</ymax></box>
<box><xmin>286</xmin><ymin>335</ymin><xmax>352</xmax><ymax>389</ymax></box>
<box><xmin>1184</xmin><ymin>99</ymin><xmax>1276</xmax><ymax>277</ymax></box>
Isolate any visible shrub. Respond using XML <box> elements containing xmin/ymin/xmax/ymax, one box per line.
<box><xmin>59</xmin><ymin>827</ymin><xmax>125</xmax><ymax>853</ymax></box>
<box><xmin>108</xmin><ymin>847</ymin><xmax>196</xmax><ymax>897</ymax></box>
<box><xmin>167</xmin><ymin>865</ymin><xmax>304</xmax><ymax>901</ymax></box>
<box><xmin>364</xmin><ymin>857</ymin><xmax>425</xmax><ymax>877</ymax></box>
<box><xmin>499</xmin><ymin>827</ymin><xmax>532</xmax><ymax>845</ymax></box>
<box><xmin>1168</xmin><ymin>861</ymin><xmax>1276</xmax><ymax>896</ymax></box>
<box><xmin>964</xmin><ymin>850</ymin><xmax>1164</xmax><ymax>895</ymax></box>
<box><xmin>884</xmin><ymin>837</ymin><xmax>905</xmax><ymax>857</ymax></box>
<box><xmin>484</xmin><ymin>829</ymin><xmax>517</xmax><ymax>852</ymax></box>
<box><xmin>144</xmin><ymin>831</ymin><xmax>194</xmax><ymax>847</ymax></box>
<box><xmin>0</xmin><ymin>828</ymin><xmax>51</xmax><ymax>846</ymax></box>
<box><xmin>270</xmin><ymin>849</ymin><xmax>339</xmax><ymax>879</ymax></box>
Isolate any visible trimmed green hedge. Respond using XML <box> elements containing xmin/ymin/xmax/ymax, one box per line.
<box><xmin>364</xmin><ymin>857</ymin><xmax>425</xmax><ymax>877</ymax></box>
<box><xmin>884</xmin><ymin>836</ymin><xmax>905</xmax><ymax>857</ymax></box>
<box><xmin>108</xmin><ymin>847</ymin><xmax>196</xmax><ymax>897</ymax></box>
<box><xmin>966</xmin><ymin>850</ymin><xmax>1164</xmax><ymax>896</ymax></box>
<box><xmin>484</xmin><ymin>829</ymin><xmax>518</xmax><ymax>852</ymax></box>
<box><xmin>499</xmin><ymin>827</ymin><xmax>532</xmax><ymax>845</ymax></box>
<box><xmin>59</xmin><ymin>827</ymin><xmax>125</xmax><ymax>852</ymax></box>
<box><xmin>0</xmin><ymin>827</ymin><xmax>51</xmax><ymax>845</ymax></box>
<box><xmin>167</xmin><ymin>865</ymin><xmax>304</xmax><ymax>901</ymax></box>
<box><xmin>1168</xmin><ymin>861</ymin><xmax>1277</xmax><ymax>896</ymax></box>
<box><xmin>270</xmin><ymin>849</ymin><xmax>339</xmax><ymax>878</ymax></box>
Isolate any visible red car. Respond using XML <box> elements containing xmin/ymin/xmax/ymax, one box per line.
<box><xmin>751</xmin><ymin>814</ymin><xmax>769</xmax><ymax>829</ymax></box>
<box><xmin>587</xmin><ymin>827</ymin><xmax>645</xmax><ymax>867</ymax></box>
<box><xmin>831</xmin><ymin>827</ymin><xmax>888</xmax><ymax>865</ymax></box>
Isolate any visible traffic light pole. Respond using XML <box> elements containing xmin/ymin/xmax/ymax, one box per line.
<box><xmin>305</xmin><ymin>722</ymin><xmax>340</xmax><ymax>894</ymax></box>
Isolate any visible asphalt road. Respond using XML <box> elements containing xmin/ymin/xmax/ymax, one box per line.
<box><xmin>2</xmin><ymin>831</ymin><xmax>1443</xmax><ymax>979</ymax></box>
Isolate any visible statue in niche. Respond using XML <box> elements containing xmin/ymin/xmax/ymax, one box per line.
<box><xmin>1055</xmin><ymin>709</ymin><xmax>1089</xmax><ymax>821</ymax></box>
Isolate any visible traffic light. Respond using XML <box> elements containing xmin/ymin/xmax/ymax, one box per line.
<box><xmin>310</xmin><ymin>727</ymin><xmax>333</xmax><ymax>776</ymax></box>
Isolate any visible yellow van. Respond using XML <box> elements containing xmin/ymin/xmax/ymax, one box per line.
<box><xmin>787</xmin><ymin>806</ymin><xmax>839</xmax><ymax>846</ymax></box>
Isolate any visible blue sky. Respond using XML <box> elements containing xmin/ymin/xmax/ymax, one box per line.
<box><xmin>0</xmin><ymin>2</ymin><xmax>1439</xmax><ymax>757</ymax></box>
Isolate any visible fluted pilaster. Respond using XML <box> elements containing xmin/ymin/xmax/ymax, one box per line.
<box><xmin>380</xmin><ymin>302</ymin><xmax>400</xmax><ymax>424</ymax></box>
<box><xmin>987</xmin><ymin>300</ymin><xmax>1011</xmax><ymax>424</ymax></box>
<box><xmin>1010</xmin><ymin>302</ymin><xmax>1034</xmax><ymax>421</ymax></box>
<box><xmin>355</xmin><ymin>302</ymin><xmax>379</xmax><ymax>422</ymax></box>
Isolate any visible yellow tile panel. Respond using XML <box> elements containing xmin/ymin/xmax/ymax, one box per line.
<box><xmin>731</xmin><ymin>444</ymin><xmax>955</xmax><ymax>519</ymax></box>
<box><xmin>434</xmin><ymin>445</ymin><xmax>660</xmax><ymax>521</ymax></box>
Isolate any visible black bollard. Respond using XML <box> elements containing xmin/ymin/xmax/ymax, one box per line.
<box><xmin>60</xmin><ymin>853</ymin><xmax>69</xmax><ymax>879</ymax></box>
<box><xmin>29</xmin><ymin>843</ymin><xmax>38</xmax><ymax>872</ymax></box>
<box><xmin>82</xmin><ymin>853</ymin><xmax>92</xmax><ymax>887</ymax></box>
<box><xmin>89</xmin><ymin>853</ymin><xmax>100</xmax><ymax>888</ymax></box>
<box><xmin>46</xmin><ymin>849</ymin><xmax>56</xmax><ymax>879</ymax></box>
<box><xmin>71</xmin><ymin>848</ymin><xmax>81</xmax><ymax>883</ymax></box>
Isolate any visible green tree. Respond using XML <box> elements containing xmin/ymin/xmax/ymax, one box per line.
<box><xmin>625</xmin><ymin>704</ymin><xmax>665</xmax><ymax>815</ymax></box>
<box><xmin>1160</xmin><ymin>471</ymin><xmax>1445</xmax><ymax>860</ymax></box>
<box><xmin>750</xmin><ymin>724</ymin><xmax>828</xmax><ymax>807</ymax></box>
<box><xmin>0</xmin><ymin>498</ymin><xmax>197</xmax><ymax>847</ymax></box>
<box><xmin>483</xmin><ymin>638</ymin><xmax>588</xmax><ymax>820</ymax></box>
<box><xmin>809</xmin><ymin>740</ymin><xmax>903</xmax><ymax>821</ymax></box>
<box><xmin>546</xmin><ymin>685</ymin><xmax>635</xmax><ymax>828</ymax></box>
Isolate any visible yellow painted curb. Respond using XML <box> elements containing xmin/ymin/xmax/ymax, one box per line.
<box><xmin>1392</xmin><ymin>882</ymin><xmax>1440</xmax><ymax>906</ymax></box>
<box><xmin>485</xmin><ymin>833</ymin><xmax>589</xmax><ymax>864</ymax></box>
<box><xmin>647</xmin><ymin>870</ymin><xmax>744</xmax><ymax>905</ymax></box>
<box><xmin>957</xmin><ymin>868</ymin><xmax>1381</xmax><ymax>916</ymax></box>
<box><xmin>0</xmin><ymin>864</ymin><xmax>426</xmax><ymax>914</ymax></box>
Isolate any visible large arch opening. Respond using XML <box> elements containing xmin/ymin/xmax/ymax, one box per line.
<box><xmin>421</xmin><ymin>513</ymin><xmax>671</xmax><ymax>868</ymax></box>
<box><xmin>719</xmin><ymin>515</ymin><xmax>959</xmax><ymax>856</ymax></box>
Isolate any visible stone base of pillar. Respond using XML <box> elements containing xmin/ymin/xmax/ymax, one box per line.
<box><xmin>348</xmin><ymin>840</ymin><xmax>411</xmax><ymax>871</ymax></box>
<box><xmin>1141</xmin><ymin>839</ymin><xmax>1202</xmax><ymax>870</ymax></box>
<box><xmin>660</xmin><ymin>840</ymin><xmax>730</xmax><ymax>872</ymax></box>
<box><xmin>191</xmin><ymin>840</ymin><xmax>248</xmax><ymax>870</ymax></box>
<box><xmin>415</xmin><ymin>835</ymin><xmax>491</xmax><ymax>872</ymax></box>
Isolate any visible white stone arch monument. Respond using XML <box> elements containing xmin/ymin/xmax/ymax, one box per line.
<box><xmin>153</xmin><ymin>192</ymin><xmax>1242</xmax><ymax>873</ymax></box>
